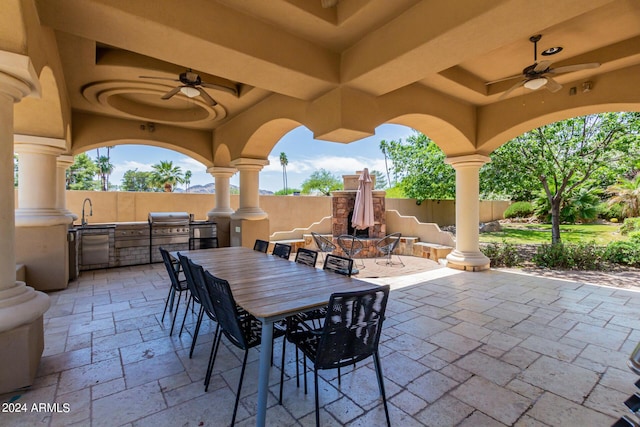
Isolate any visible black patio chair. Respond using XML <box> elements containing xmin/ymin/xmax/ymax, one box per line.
<box><xmin>201</xmin><ymin>270</ymin><xmax>285</xmax><ymax>426</ymax></box>
<box><xmin>311</xmin><ymin>232</ymin><xmax>336</xmax><ymax>263</ymax></box>
<box><xmin>323</xmin><ymin>253</ymin><xmax>354</xmax><ymax>277</ymax></box>
<box><xmin>280</xmin><ymin>253</ymin><xmax>354</xmax><ymax>386</ymax></box>
<box><xmin>294</xmin><ymin>248</ymin><xmax>318</xmax><ymax>267</ymax></box>
<box><xmin>159</xmin><ymin>247</ymin><xmax>189</xmax><ymax>336</ymax></box>
<box><xmin>280</xmin><ymin>286</ymin><xmax>391</xmax><ymax>427</ymax></box>
<box><xmin>375</xmin><ymin>232</ymin><xmax>404</xmax><ymax>267</ymax></box>
<box><xmin>253</xmin><ymin>239</ymin><xmax>269</xmax><ymax>253</ymax></box>
<box><xmin>178</xmin><ymin>253</ymin><xmax>214</xmax><ymax>358</ymax></box>
<box><xmin>272</xmin><ymin>242</ymin><xmax>292</xmax><ymax>259</ymax></box>
<box><xmin>337</xmin><ymin>234</ymin><xmax>365</xmax><ymax>270</ymax></box>
<box><xmin>185</xmin><ymin>261</ymin><xmax>222</xmax><ymax>391</ymax></box>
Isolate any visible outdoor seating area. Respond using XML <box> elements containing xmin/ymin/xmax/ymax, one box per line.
<box><xmin>2</xmin><ymin>253</ymin><xmax>639</xmax><ymax>426</ymax></box>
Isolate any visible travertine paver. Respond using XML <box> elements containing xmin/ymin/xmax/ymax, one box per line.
<box><xmin>452</xmin><ymin>376</ymin><xmax>530</xmax><ymax>425</ymax></box>
<box><xmin>1</xmin><ymin>260</ymin><xmax>639</xmax><ymax>426</ymax></box>
<box><xmin>518</xmin><ymin>355</ymin><xmax>600</xmax><ymax>402</ymax></box>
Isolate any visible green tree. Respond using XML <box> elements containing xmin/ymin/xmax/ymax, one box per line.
<box><xmin>279</xmin><ymin>152</ymin><xmax>288</xmax><ymax>193</ymax></box>
<box><xmin>301</xmin><ymin>169</ymin><xmax>342</xmax><ymax>195</ymax></box>
<box><xmin>495</xmin><ymin>112</ymin><xmax>640</xmax><ymax>244</ymax></box>
<box><xmin>607</xmin><ymin>174</ymin><xmax>640</xmax><ymax>218</ymax></box>
<box><xmin>534</xmin><ymin>187</ymin><xmax>601</xmax><ymax>224</ymax></box>
<box><xmin>121</xmin><ymin>169</ymin><xmax>154</xmax><ymax>192</ymax></box>
<box><xmin>380</xmin><ymin>142</ymin><xmax>392</xmax><ymax>188</ymax></box>
<box><xmin>67</xmin><ymin>153</ymin><xmax>99</xmax><ymax>190</ymax></box>
<box><xmin>151</xmin><ymin>160</ymin><xmax>184</xmax><ymax>192</ymax></box>
<box><xmin>184</xmin><ymin>170</ymin><xmax>192</xmax><ymax>192</ymax></box>
<box><xmin>380</xmin><ymin>133</ymin><xmax>455</xmax><ymax>200</ymax></box>
<box><xmin>96</xmin><ymin>155</ymin><xmax>114</xmax><ymax>191</ymax></box>
<box><xmin>370</xmin><ymin>170</ymin><xmax>387</xmax><ymax>190</ymax></box>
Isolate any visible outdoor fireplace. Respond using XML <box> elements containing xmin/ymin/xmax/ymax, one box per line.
<box><xmin>331</xmin><ymin>172</ymin><xmax>386</xmax><ymax>239</ymax></box>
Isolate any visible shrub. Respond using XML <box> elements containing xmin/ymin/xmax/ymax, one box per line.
<box><xmin>481</xmin><ymin>241</ymin><xmax>522</xmax><ymax>267</ymax></box>
<box><xmin>504</xmin><ymin>201</ymin><xmax>534</xmax><ymax>219</ymax></box>
<box><xmin>620</xmin><ymin>217</ymin><xmax>640</xmax><ymax>235</ymax></box>
<box><xmin>570</xmin><ymin>242</ymin><xmax>605</xmax><ymax>270</ymax></box>
<box><xmin>598</xmin><ymin>201</ymin><xmax>625</xmax><ymax>221</ymax></box>
<box><xmin>533</xmin><ymin>242</ymin><xmax>605</xmax><ymax>270</ymax></box>
<box><xmin>604</xmin><ymin>234</ymin><xmax>640</xmax><ymax>267</ymax></box>
<box><xmin>533</xmin><ymin>243</ymin><xmax>571</xmax><ymax>268</ymax></box>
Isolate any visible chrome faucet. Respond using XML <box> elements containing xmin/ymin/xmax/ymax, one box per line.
<box><xmin>81</xmin><ymin>198</ymin><xmax>93</xmax><ymax>226</ymax></box>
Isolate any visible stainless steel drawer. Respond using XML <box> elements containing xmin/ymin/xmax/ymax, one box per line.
<box><xmin>82</xmin><ymin>234</ymin><xmax>110</xmax><ymax>265</ymax></box>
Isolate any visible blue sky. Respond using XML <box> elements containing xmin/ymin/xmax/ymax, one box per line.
<box><xmin>104</xmin><ymin>123</ymin><xmax>417</xmax><ymax>192</ymax></box>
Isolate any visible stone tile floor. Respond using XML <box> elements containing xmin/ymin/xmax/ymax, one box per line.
<box><xmin>2</xmin><ymin>256</ymin><xmax>640</xmax><ymax>426</ymax></box>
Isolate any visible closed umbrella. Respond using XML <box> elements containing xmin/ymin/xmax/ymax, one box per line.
<box><xmin>351</xmin><ymin>168</ymin><xmax>375</xmax><ymax>232</ymax></box>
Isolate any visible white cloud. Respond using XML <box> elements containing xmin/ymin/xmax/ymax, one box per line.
<box><xmin>266</xmin><ymin>154</ymin><xmax>386</xmax><ymax>175</ymax></box>
<box><xmin>115</xmin><ymin>160</ymin><xmax>154</xmax><ymax>173</ymax></box>
<box><xmin>177</xmin><ymin>157</ymin><xmax>207</xmax><ymax>171</ymax></box>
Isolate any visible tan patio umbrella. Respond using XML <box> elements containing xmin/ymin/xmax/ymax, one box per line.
<box><xmin>351</xmin><ymin>168</ymin><xmax>375</xmax><ymax>232</ymax></box>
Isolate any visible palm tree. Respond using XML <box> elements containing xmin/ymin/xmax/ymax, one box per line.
<box><xmin>279</xmin><ymin>152</ymin><xmax>288</xmax><ymax>193</ymax></box>
<box><xmin>607</xmin><ymin>174</ymin><xmax>640</xmax><ymax>218</ymax></box>
<box><xmin>184</xmin><ymin>170</ymin><xmax>192</xmax><ymax>192</ymax></box>
<box><xmin>151</xmin><ymin>160</ymin><xmax>184</xmax><ymax>192</ymax></box>
<box><xmin>96</xmin><ymin>155</ymin><xmax>114</xmax><ymax>191</ymax></box>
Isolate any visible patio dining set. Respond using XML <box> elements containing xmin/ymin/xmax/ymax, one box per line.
<box><xmin>160</xmin><ymin>240</ymin><xmax>396</xmax><ymax>426</ymax></box>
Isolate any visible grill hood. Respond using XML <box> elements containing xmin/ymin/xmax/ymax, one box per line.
<box><xmin>148</xmin><ymin>212</ymin><xmax>190</xmax><ymax>225</ymax></box>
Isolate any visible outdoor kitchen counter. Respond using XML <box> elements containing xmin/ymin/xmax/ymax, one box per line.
<box><xmin>76</xmin><ymin>221</ymin><xmax>215</xmax><ymax>270</ymax></box>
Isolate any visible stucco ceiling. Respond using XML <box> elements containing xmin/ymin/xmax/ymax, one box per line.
<box><xmin>29</xmin><ymin>0</ymin><xmax>640</xmax><ymax>143</ymax></box>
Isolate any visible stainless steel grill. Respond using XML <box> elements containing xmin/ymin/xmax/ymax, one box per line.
<box><xmin>148</xmin><ymin>212</ymin><xmax>190</xmax><ymax>263</ymax></box>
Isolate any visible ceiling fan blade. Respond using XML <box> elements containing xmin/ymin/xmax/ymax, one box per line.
<box><xmin>548</xmin><ymin>62</ymin><xmax>600</xmax><ymax>74</ymax></box>
<box><xmin>498</xmin><ymin>80</ymin><xmax>526</xmax><ymax>100</ymax></box>
<box><xmin>544</xmin><ymin>76</ymin><xmax>562</xmax><ymax>93</ymax></box>
<box><xmin>139</xmin><ymin>75</ymin><xmax>180</xmax><ymax>82</ymax></box>
<box><xmin>485</xmin><ymin>74</ymin><xmax>522</xmax><ymax>85</ymax></box>
<box><xmin>200</xmin><ymin>81</ymin><xmax>239</xmax><ymax>96</ymax></box>
<box><xmin>197</xmin><ymin>87</ymin><xmax>217</xmax><ymax>106</ymax></box>
<box><xmin>161</xmin><ymin>86</ymin><xmax>182</xmax><ymax>100</ymax></box>
<box><xmin>533</xmin><ymin>60</ymin><xmax>553</xmax><ymax>73</ymax></box>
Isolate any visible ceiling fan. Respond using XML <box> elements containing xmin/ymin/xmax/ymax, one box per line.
<box><xmin>487</xmin><ymin>35</ymin><xmax>600</xmax><ymax>100</ymax></box>
<box><xmin>139</xmin><ymin>69</ymin><xmax>238</xmax><ymax>106</ymax></box>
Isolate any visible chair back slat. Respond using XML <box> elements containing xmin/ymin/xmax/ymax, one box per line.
<box><xmin>315</xmin><ymin>286</ymin><xmax>390</xmax><ymax>370</ymax></box>
<box><xmin>202</xmin><ymin>270</ymin><xmax>249</xmax><ymax>349</ymax></box>
<box><xmin>272</xmin><ymin>243</ymin><xmax>292</xmax><ymax>259</ymax></box>
<box><xmin>295</xmin><ymin>248</ymin><xmax>318</xmax><ymax>267</ymax></box>
<box><xmin>186</xmin><ymin>259</ymin><xmax>217</xmax><ymax>321</ymax></box>
<box><xmin>253</xmin><ymin>239</ymin><xmax>269</xmax><ymax>253</ymax></box>
<box><xmin>323</xmin><ymin>254</ymin><xmax>354</xmax><ymax>276</ymax></box>
<box><xmin>159</xmin><ymin>247</ymin><xmax>183</xmax><ymax>290</ymax></box>
<box><xmin>177</xmin><ymin>253</ymin><xmax>201</xmax><ymax>304</ymax></box>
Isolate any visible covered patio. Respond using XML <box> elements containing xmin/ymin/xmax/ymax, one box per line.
<box><xmin>1</xmin><ymin>260</ymin><xmax>639</xmax><ymax>426</ymax></box>
<box><xmin>2</xmin><ymin>0</ymin><xmax>640</xmax><ymax>419</ymax></box>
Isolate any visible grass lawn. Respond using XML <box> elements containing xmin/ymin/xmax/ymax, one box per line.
<box><xmin>479</xmin><ymin>223</ymin><xmax>625</xmax><ymax>245</ymax></box>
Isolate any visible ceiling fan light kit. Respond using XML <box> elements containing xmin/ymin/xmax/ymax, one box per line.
<box><xmin>180</xmin><ymin>86</ymin><xmax>200</xmax><ymax>98</ymax></box>
<box><xmin>139</xmin><ymin>69</ymin><xmax>238</xmax><ymax>106</ymax></box>
<box><xmin>524</xmin><ymin>77</ymin><xmax>547</xmax><ymax>90</ymax></box>
<box><xmin>487</xmin><ymin>34</ymin><xmax>600</xmax><ymax>100</ymax></box>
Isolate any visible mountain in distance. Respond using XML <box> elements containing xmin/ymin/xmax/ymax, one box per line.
<box><xmin>174</xmin><ymin>183</ymin><xmax>274</xmax><ymax>195</ymax></box>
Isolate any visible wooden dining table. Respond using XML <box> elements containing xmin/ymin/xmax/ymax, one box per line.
<box><xmin>175</xmin><ymin>246</ymin><xmax>380</xmax><ymax>427</ymax></box>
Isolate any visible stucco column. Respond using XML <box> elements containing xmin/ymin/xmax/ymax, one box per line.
<box><xmin>206</xmin><ymin>166</ymin><xmax>236</xmax><ymax>218</ymax></box>
<box><xmin>14</xmin><ymin>135</ymin><xmax>71</xmax><ymax>226</ymax></box>
<box><xmin>57</xmin><ymin>154</ymin><xmax>78</xmax><ymax>221</ymax></box>
<box><xmin>0</xmin><ymin>56</ymin><xmax>51</xmax><ymax>393</ymax></box>
<box><xmin>230</xmin><ymin>158</ymin><xmax>269</xmax><ymax>220</ymax></box>
<box><xmin>444</xmin><ymin>154</ymin><xmax>491</xmax><ymax>271</ymax></box>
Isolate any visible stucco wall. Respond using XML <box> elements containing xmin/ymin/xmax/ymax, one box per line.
<box><xmin>15</xmin><ymin>190</ymin><xmax>509</xmax><ymax>233</ymax></box>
